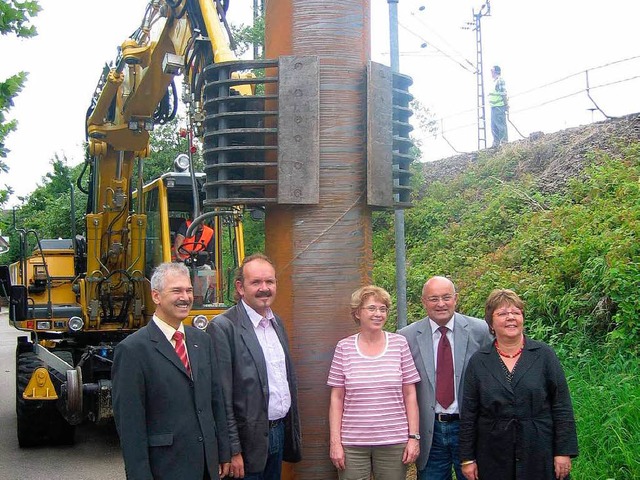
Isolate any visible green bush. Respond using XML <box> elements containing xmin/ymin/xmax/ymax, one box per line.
<box><xmin>376</xmin><ymin>145</ymin><xmax>640</xmax><ymax>352</ymax></box>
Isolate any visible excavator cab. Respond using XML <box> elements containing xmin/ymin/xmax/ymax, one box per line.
<box><xmin>136</xmin><ymin>164</ymin><xmax>245</xmax><ymax>312</ymax></box>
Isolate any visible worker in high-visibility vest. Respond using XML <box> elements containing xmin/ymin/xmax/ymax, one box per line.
<box><xmin>174</xmin><ymin>219</ymin><xmax>214</xmax><ymax>261</ymax></box>
<box><xmin>489</xmin><ymin>65</ymin><xmax>509</xmax><ymax>148</ymax></box>
<box><xmin>174</xmin><ymin>219</ymin><xmax>216</xmax><ymax>304</ymax></box>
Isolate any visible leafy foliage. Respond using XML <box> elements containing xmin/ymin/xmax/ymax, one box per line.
<box><xmin>1</xmin><ymin>0</ymin><xmax>40</xmax><ymax>203</ymax></box>
<box><xmin>409</xmin><ymin>98</ymin><xmax>438</xmax><ymax>154</ymax></box>
<box><xmin>143</xmin><ymin>117</ymin><xmax>193</xmax><ymax>182</ymax></box>
<box><xmin>230</xmin><ymin>14</ymin><xmax>264</xmax><ymax>58</ymax></box>
<box><xmin>242</xmin><ymin>213</ymin><xmax>265</xmax><ymax>256</ymax></box>
<box><xmin>564</xmin><ymin>351</ymin><xmax>640</xmax><ymax>478</ymax></box>
<box><xmin>0</xmin><ymin>71</ymin><xmax>27</xmax><ymax>170</ymax></box>
<box><xmin>374</xmin><ymin>141</ymin><xmax>640</xmax><ymax>355</ymax></box>
<box><xmin>0</xmin><ymin>0</ymin><xmax>41</xmax><ymax>37</ymax></box>
<box><xmin>0</xmin><ymin>155</ymin><xmax>85</xmax><ymax>261</ymax></box>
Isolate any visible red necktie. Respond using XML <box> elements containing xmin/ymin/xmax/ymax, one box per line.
<box><xmin>173</xmin><ymin>331</ymin><xmax>191</xmax><ymax>375</ymax></box>
<box><xmin>436</xmin><ymin>326</ymin><xmax>454</xmax><ymax>408</ymax></box>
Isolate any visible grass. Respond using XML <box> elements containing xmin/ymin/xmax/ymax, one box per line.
<box><xmin>564</xmin><ymin>350</ymin><xmax>640</xmax><ymax>479</ymax></box>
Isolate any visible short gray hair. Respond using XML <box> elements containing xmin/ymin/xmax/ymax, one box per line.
<box><xmin>150</xmin><ymin>262</ymin><xmax>190</xmax><ymax>292</ymax></box>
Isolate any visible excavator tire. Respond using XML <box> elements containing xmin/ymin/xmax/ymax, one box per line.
<box><xmin>16</xmin><ymin>350</ymin><xmax>76</xmax><ymax>447</ymax></box>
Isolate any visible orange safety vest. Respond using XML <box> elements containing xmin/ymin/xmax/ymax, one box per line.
<box><xmin>182</xmin><ymin>220</ymin><xmax>214</xmax><ymax>252</ymax></box>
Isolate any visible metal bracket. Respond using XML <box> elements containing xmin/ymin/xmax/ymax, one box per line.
<box><xmin>277</xmin><ymin>56</ymin><xmax>320</xmax><ymax>204</ymax></box>
<box><xmin>35</xmin><ymin>344</ymin><xmax>74</xmax><ymax>375</ymax></box>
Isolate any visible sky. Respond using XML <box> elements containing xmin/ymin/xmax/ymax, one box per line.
<box><xmin>2</xmin><ymin>0</ymin><xmax>639</xmax><ymax>205</ymax></box>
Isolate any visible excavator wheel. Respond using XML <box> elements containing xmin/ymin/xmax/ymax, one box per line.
<box><xmin>16</xmin><ymin>350</ymin><xmax>76</xmax><ymax>447</ymax></box>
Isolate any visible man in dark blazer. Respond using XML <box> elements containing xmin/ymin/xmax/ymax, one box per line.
<box><xmin>112</xmin><ymin>262</ymin><xmax>230</xmax><ymax>480</ymax></box>
<box><xmin>399</xmin><ymin>276</ymin><xmax>491</xmax><ymax>480</ymax></box>
<box><xmin>207</xmin><ymin>253</ymin><xmax>302</xmax><ymax>480</ymax></box>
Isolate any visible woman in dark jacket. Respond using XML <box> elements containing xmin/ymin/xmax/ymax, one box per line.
<box><xmin>459</xmin><ymin>289</ymin><xmax>578</xmax><ymax>480</ymax></box>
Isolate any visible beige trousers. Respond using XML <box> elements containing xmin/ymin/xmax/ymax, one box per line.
<box><xmin>339</xmin><ymin>443</ymin><xmax>407</xmax><ymax>480</ymax></box>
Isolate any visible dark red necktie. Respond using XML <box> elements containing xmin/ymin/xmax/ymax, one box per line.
<box><xmin>436</xmin><ymin>326</ymin><xmax>454</xmax><ymax>408</ymax></box>
<box><xmin>173</xmin><ymin>331</ymin><xmax>191</xmax><ymax>375</ymax></box>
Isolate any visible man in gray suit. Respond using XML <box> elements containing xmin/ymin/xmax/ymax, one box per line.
<box><xmin>208</xmin><ymin>253</ymin><xmax>302</xmax><ymax>479</ymax></box>
<box><xmin>112</xmin><ymin>262</ymin><xmax>230</xmax><ymax>480</ymax></box>
<box><xmin>399</xmin><ymin>276</ymin><xmax>491</xmax><ymax>480</ymax></box>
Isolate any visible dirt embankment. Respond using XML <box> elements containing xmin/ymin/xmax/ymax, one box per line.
<box><xmin>420</xmin><ymin>113</ymin><xmax>640</xmax><ymax>194</ymax></box>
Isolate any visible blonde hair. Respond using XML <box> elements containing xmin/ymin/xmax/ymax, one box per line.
<box><xmin>350</xmin><ymin>285</ymin><xmax>392</xmax><ymax>325</ymax></box>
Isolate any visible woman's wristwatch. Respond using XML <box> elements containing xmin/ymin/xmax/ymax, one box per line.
<box><xmin>408</xmin><ymin>433</ymin><xmax>421</xmax><ymax>440</ymax></box>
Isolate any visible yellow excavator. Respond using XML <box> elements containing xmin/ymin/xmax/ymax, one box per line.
<box><xmin>0</xmin><ymin>0</ymin><xmax>253</xmax><ymax>447</ymax></box>
<box><xmin>1</xmin><ymin>0</ymin><xmax>415</xmax><ymax>451</ymax></box>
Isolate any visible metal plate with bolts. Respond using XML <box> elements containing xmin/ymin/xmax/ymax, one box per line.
<box><xmin>277</xmin><ymin>55</ymin><xmax>320</xmax><ymax>205</ymax></box>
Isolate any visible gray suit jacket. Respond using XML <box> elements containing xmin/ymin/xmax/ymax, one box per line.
<box><xmin>399</xmin><ymin>312</ymin><xmax>491</xmax><ymax>470</ymax></box>
<box><xmin>207</xmin><ymin>303</ymin><xmax>302</xmax><ymax>474</ymax></box>
<box><xmin>112</xmin><ymin>321</ymin><xmax>230</xmax><ymax>480</ymax></box>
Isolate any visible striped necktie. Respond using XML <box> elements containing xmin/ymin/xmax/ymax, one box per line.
<box><xmin>172</xmin><ymin>331</ymin><xmax>191</xmax><ymax>375</ymax></box>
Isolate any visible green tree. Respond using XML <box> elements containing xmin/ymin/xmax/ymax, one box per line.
<box><xmin>0</xmin><ymin>0</ymin><xmax>41</xmax><ymax>37</ymax></box>
<box><xmin>0</xmin><ymin>155</ymin><xmax>84</xmax><ymax>262</ymax></box>
<box><xmin>143</xmin><ymin>117</ymin><xmax>193</xmax><ymax>182</ymax></box>
<box><xmin>411</xmin><ymin>98</ymin><xmax>438</xmax><ymax>144</ymax></box>
<box><xmin>230</xmin><ymin>6</ymin><xmax>264</xmax><ymax>58</ymax></box>
<box><xmin>0</xmin><ymin>0</ymin><xmax>41</xmax><ymax>176</ymax></box>
<box><xmin>1</xmin><ymin>0</ymin><xmax>41</xmax><ymax>209</ymax></box>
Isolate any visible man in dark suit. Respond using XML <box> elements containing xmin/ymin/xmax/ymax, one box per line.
<box><xmin>112</xmin><ymin>262</ymin><xmax>230</xmax><ymax>480</ymax></box>
<box><xmin>207</xmin><ymin>253</ymin><xmax>302</xmax><ymax>479</ymax></box>
<box><xmin>399</xmin><ymin>276</ymin><xmax>491</xmax><ymax>480</ymax></box>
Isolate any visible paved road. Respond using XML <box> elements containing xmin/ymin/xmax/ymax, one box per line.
<box><xmin>0</xmin><ymin>313</ymin><xmax>125</xmax><ymax>480</ymax></box>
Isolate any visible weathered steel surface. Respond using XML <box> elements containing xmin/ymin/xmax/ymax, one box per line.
<box><xmin>265</xmin><ymin>0</ymin><xmax>372</xmax><ymax>478</ymax></box>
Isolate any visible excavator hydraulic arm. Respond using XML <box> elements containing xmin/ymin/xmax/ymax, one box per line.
<box><xmin>82</xmin><ymin>0</ymin><xmax>245</xmax><ymax>329</ymax></box>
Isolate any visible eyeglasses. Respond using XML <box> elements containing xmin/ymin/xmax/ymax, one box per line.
<box><xmin>493</xmin><ymin>309</ymin><xmax>523</xmax><ymax>319</ymax></box>
<box><xmin>362</xmin><ymin>305</ymin><xmax>389</xmax><ymax>314</ymax></box>
<box><xmin>425</xmin><ymin>294</ymin><xmax>455</xmax><ymax>304</ymax></box>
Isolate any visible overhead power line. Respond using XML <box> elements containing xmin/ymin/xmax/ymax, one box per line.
<box><xmin>409</xmin><ymin>8</ymin><xmax>476</xmax><ymax>72</ymax></box>
<box><xmin>429</xmin><ymin>56</ymin><xmax>640</xmax><ymax>153</ymax></box>
<box><xmin>398</xmin><ymin>21</ymin><xmax>476</xmax><ymax>74</ymax></box>
<box><xmin>437</xmin><ymin>55</ymin><xmax>640</xmax><ymax>122</ymax></box>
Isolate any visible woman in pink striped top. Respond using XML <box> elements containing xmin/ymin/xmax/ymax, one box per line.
<box><xmin>328</xmin><ymin>285</ymin><xmax>421</xmax><ymax>480</ymax></box>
